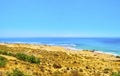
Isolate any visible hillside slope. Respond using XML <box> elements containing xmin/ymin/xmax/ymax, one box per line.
<box><xmin>0</xmin><ymin>43</ymin><xmax>120</xmax><ymax>76</ymax></box>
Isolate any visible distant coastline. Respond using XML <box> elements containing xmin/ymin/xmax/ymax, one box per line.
<box><xmin>0</xmin><ymin>42</ymin><xmax>118</xmax><ymax>56</ymax></box>
<box><xmin>0</xmin><ymin>37</ymin><xmax>120</xmax><ymax>56</ymax></box>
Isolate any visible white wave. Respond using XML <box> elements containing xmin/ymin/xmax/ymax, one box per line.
<box><xmin>62</xmin><ymin>46</ymin><xmax>81</xmax><ymax>51</ymax></box>
<box><xmin>94</xmin><ymin>50</ymin><xmax>118</xmax><ymax>56</ymax></box>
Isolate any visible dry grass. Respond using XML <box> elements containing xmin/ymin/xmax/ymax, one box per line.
<box><xmin>0</xmin><ymin>43</ymin><xmax>120</xmax><ymax>76</ymax></box>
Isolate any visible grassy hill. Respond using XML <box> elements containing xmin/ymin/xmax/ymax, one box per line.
<box><xmin>0</xmin><ymin>43</ymin><xmax>120</xmax><ymax>76</ymax></box>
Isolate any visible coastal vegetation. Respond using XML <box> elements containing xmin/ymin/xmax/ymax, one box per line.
<box><xmin>0</xmin><ymin>50</ymin><xmax>40</xmax><ymax>64</ymax></box>
<box><xmin>0</xmin><ymin>43</ymin><xmax>120</xmax><ymax>76</ymax></box>
<box><xmin>0</xmin><ymin>56</ymin><xmax>7</xmax><ymax>67</ymax></box>
<box><xmin>6</xmin><ymin>68</ymin><xmax>29</xmax><ymax>76</ymax></box>
<box><xmin>112</xmin><ymin>72</ymin><xmax>120</xmax><ymax>76</ymax></box>
<box><xmin>0</xmin><ymin>50</ymin><xmax>13</xmax><ymax>56</ymax></box>
<box><xmin>116</xmin><ymin>56</ymin><xmax>120</xmax><ymax>58</ymax></box>
<box><xmin>16</xmin><ymin>53</ymin><xmax>40</xmax><ymax>64</ymax></box>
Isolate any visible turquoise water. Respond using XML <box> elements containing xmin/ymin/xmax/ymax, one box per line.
<box><xmin>0</xmin><ymin>38</ymin><xmax>120</xmax><ymax>55</ymax></box>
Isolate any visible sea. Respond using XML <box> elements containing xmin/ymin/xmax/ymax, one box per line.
<box><xmin>0</xmin><ymin>37</ymin><xmax>120</xmax><ymax>56</ymax></box>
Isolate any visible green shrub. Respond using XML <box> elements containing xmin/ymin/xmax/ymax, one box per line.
<box><xmin>27</xmin><ymin>55</ymin><xmax>40</xmax><ymax>64</ymax></box>
<box><xmin>15</xmin><ymin>53</ymin><xmax>40</xmax><ymax>64</ymax></box>
<box><xmin>7</xmin><ymin>68</ymin><xmax>28</xmax><ymax>76</ymax></box>
<box><xmin>16</xmin><ymin>53</ymin><xmax>27</xmax><ymax>61</ymax></box>
<box><xmin>0</xmin><ymin>50</ymin><xmax>40</xmax><ymax>64</ymax></box>
<box><xmin>111</xmin><ymin>72</ymin><xmax>120</xmax><ymax>76</ymax></box>
<box><xmin>0</xmin><ymin>50</ymin><xmax>13</xmax><ymax>56</ymax></box>
<box><xmin>116</xmin><ymin>56</ymin><xmax>120</xmax><ymax>58</ymax></box>
<box><xmin>0</xmin><ymin>56</ymin><xmax>7</xmax><ymax>67</ymax></box>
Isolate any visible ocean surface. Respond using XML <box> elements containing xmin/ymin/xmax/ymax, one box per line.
<box><xmin>0</xmin><ymin>38</ymin><xmax>120</xmax><ymax>55</ymax></box>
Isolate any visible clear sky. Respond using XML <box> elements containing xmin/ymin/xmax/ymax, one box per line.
<box><xmin>0</xmin><ymin>0</ymin><xmax>120</xmax><ymax>37</ymax></box>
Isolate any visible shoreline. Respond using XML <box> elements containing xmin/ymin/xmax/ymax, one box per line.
<box><xmin>0</xmin><ymin>42</ymin><xmax>118</xmax><ymax>56</ymax></box>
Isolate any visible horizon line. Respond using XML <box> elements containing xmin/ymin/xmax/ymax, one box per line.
<box><xmin>0</xmin><ymin>36</ymin><xmax>120</xmax><ymax>38</ymax></box>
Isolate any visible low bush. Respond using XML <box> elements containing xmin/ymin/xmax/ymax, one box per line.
<box><xmin>15</xmin><ymin>53</ymin><xmax>27</xmax><ymax>61</ymax></box>
<box><xmin>116</xmin><ymin>56</ymin><xmax>120</xmax><ymax>58</ymax></box>
<box><xmin>7</xmin><ymin>68</ymin><xmax>28</xmax><ymax>76</ymax></box>
<box><xmin>103</xmin><ymin>68</ymin><xmax>111</xmax><ymax>74</ymax></box>
<box><xmin>111</xmin><ymin>72</ymin><xmax>120</xmax><ymax>76</ymax></box>
<box><xmin>0</xmin><ymin>50</ymin><xmax>14</xmax><ymax>56</ymax></box>
<box><xmin>0</xmin><ymin>56</ymin><xmax>7</xmax><ymax>67</ymax></box>
<box><xmin>0</xmin><ymin>50</ymin><xmax>40</xmax><ymax>64</ymax></box>
<box><xmin>15</xmin><ymin>53</ymin><xmax>40</xmax><ymax>64</ymax></box>
<box><xmin>27</xmin><ymin>55</ymin><xmax>40</xmax><ymax>64</ymax></box>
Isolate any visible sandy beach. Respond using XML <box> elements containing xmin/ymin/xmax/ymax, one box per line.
<box><xmin>0</xmin><ymin>43</ymin><xmax>120</xmax><ymax>76</ymax></box>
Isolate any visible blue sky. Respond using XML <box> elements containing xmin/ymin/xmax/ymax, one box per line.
<box><xmin>0</xmin><ymin>0</ymin><xmax>120</xmax><ymax>37</ymax></box>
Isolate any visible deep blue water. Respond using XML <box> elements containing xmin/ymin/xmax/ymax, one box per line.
<box><xmin>0</xmin><ymin>38</ymin><xmax>120</xmax><ymax>55</ymax></box>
